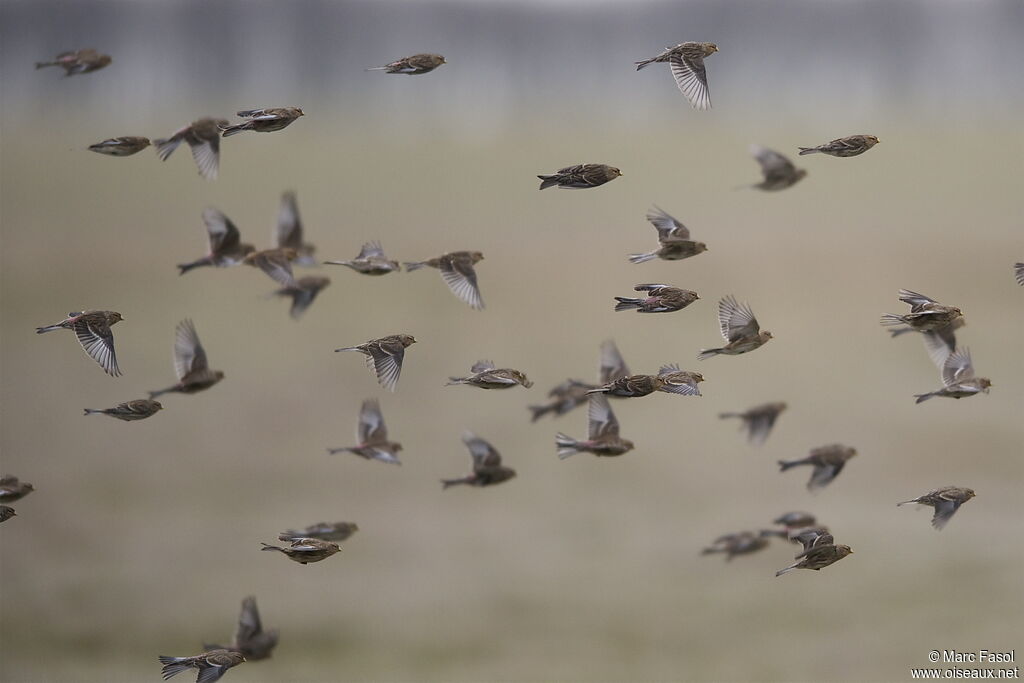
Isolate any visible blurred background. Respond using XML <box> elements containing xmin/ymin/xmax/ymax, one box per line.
<box><xmin>2</xmin><ymin>0</ymin><xmax>1022</xmax><ymax>681</ymax></box>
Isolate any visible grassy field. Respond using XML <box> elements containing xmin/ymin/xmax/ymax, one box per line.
<box><xmin>1</xmin><ymin>110</ymin><xmax>1022</xmax><ymax>682</ymax></box>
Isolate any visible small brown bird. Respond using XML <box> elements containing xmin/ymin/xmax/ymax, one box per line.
<box><xmin>747</xmin><ymin>145</ymin><xmax>807</xmax><ymax>191</ymax></box>
<box><xmin>158</xmin><ymin>649</ymin><xmax>245</xmax><ymax>682</ymax></box>
<box><xmin>260</xmin><ymin>538</ymin><xmax>341</xmax><ymax>565</ymax></box>
<box><xmin>778</xmin><ymin>444</ymin><xmax>857</xmax><ymax>491</ymax></box>
<box><xmin>898</xmin><ymin>486</ymin><xmax>975</xmax><ymax>530</ymax></box>
<box><xmin>719</xmin><ymin>401</ymin><xmax>787</xmax><ymax>446</ymax></box>
<box><xmin>88</xmin><ymin>136</ymin><xmax>151</xmax><ymax>156</ymax></box>
<box><xmin>220</xmin><ymin>108</ymin><xmax>304</xmax><ymax>136</ymax></box>
<box><xmin>775</xmin><ymin>543</ymin><xmax>853</xmax><ymax>577</ymax></box>
<box><xmin>556</xmin><ymin>394</ymin><xmax>635</xmax><ymax>459</ymax></box>
<box><xmin>442</xmin><ymin>432</ymin><xmax>517</xmax><ymax>489</ymax></box>
<box><xmin>0</xmin><ymin>476</ymin><xmax>34</xmax><ymax>504</ymax></box>
<box><xmin>203</xmin><ymin>596</ymin><xmax>278</xmax><ymax>662</ymax></box>
<box><xmin>1015</xmin><ymin>263</ymin><xmax>1024</xmax><ymax>286</ymax></box>
<box><xmin>447</xmin><ymin>360</ymin><xmax>533</xmax><ymax>389</ymax></box>
<box><xmin>84</xmin><ymin>399</ymin><xmax>163</xmax><ymax>421</ymax></box>
<box><xmin>880</xmin><ymin>289</ymin><xmax>963</xmax><ymax>332</ymax></box>
<box><xmin>36</xmin><ymin>310</ymin><xmax>123</xmax><ymax>377</ymax></box>
<box><xmin>324</xmin><ymin>241</ymin><xmax>400</xmax><ymax>275</ymax></box>
<box><xmin>759</xmin><ymin>512</ymin><xmax>817</xmax><ymax>540</ymax></box>
<box><xmin>149</xmin><ymin>319</ymin><xmax>225</xmax><ymax>399</ymax></box>
<box><xmin>656</xmin><ymin>364</ymin><xmax>704</xmax><ymax>396</ymax></box>
<box><xmin>798</xmin><ymin>135</ymin><xmax>880</xmax><ymax>157</ymax></box>
<box><xmin>701</xmin><ymin>532</ymin><xmax>770</xmax><ymax>560</ymax></box>
<box><xmin>915</xmin><ymin>347</ymin><xmax>991</xmax><ymax>403</ymax></box>
<box><xmin>405</xmin><ymin>251</ymin><xmax>484</xmax><ymax>310</ymax></box>
<box><xmin>279</xmin><ymin>522</ymin><xmax>359</xmax><ymax>543</ymax></box>
<box><xmin>586</xmin><ymin>374</ymin><xmax>666</xmax><ymax>398</ymax></box>
<box><xmin>367</xmin><ymin>53</ymin><xmax>447</xmax><ymax>74</ymax></box>
<box><xmin>614</xmin><ymin>284</ymin><xmax>699</xmax><ymax>313</ymax></box>
<box><xmin>244</xmin><ymin>248</ymin><xmax>298</xmax><ymax>287</ymax></box>
<box><xmin>274</xmin><ymin>276</ymin><xmax>331</xmax><ymax>319</ymax></box>
<box><xmin>178</xmin><ymin>208</ymin><xmax>256</xmax><ymax>275</ymax></box>
<box><xmin>0</xmin><ymin>506</ymin><xmax>15</xmax><ymax>523</ymax></box>
<box><xmin>528</xmin><ymin>379</ymin><xmax>599</xmax><ymax>422</ymax></box>
<box><xmin>629</xmin><ymin>205</ymin><xmax>708</xmax><ymax>264</ymax></box>
<box><xmin>538</xmin><ymin>164</ymin><xmax>622</xmax><ymax>190</ymax></box>
<box><xmin>698</xmin><ymin>295</ymin><xmax>772</xmax><ymax>360</ymax></box>
<box><xmin>335</xmin><ymin>334</ymin><xmax>416</xmax><ymax>392</ymax></box>
<box><xmin>635</xmin><ymin>42</ymin><xmax>718</xmax><ymax>109</ymax></box>
<box><xmin>273</xmin><ymin>191</ymin><xmax>316</xmax><ymax>266</ymax></box>
<box><xmin>327</xmin><ymin>398</ymin><xmax>403</xmax><ymax>465</ymax></box>
<box><xmin>155</xmin><ymin>118</ymin><xmax>228</xmax><ymax>181</ymax></box>
<box><xmin>36</xmin><ymin>49</ymin><xmax>111</xmax><ymax>75</ymax></box>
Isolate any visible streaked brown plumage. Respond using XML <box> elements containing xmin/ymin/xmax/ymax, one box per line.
<box><xmin>324</xmin><ymin>241</ymin><xmax>400</xmax><ymax>275</ymax></box>
<box><xmin>279</xmin><ymin>522</ymin><xmax>359</xmax><ymax>543</ymax></box>
<box><xmin>405</xmin><ymin>251</ymin><xmax>484</xmax><ymax>309</ymax></box>
<box><xmin>36</xmin><ymin>310</ymin><xmax>123</xmax><ymax>377</ymax></box>
<box><xmin>698</xmin><ymin>295</ymin><xmax>772</xmax><ymax>360</ymax></box>
<box><xmin>556</xmin><ymin>394</ymin><xmax>635</xmax><ymax>459</ymax></box>
<box><xmin>775</xmin><ymin>543</ymin><xmax>853</xmax><ymax>576</ymax></box>
<box><xmin>366</xmin><ymin>53</ymin><xmax>447</xmax><ymax>74</ymax></box>
<box><xmin>149</xmin><ymin>319</ymin><xmax>224</xmax><ymax>398</ymax></box>
<box><xmin>778</xmin><ymin>444</ymin><xmax>857</xmax><ymax>491</ymax></box>
<box><xmin>442</xmin><ymin>432</ymin><xmax>517</xmax><ymax>489</ymax></box>
<box><xmin>327</xmin><ymin>398</ymin><xmax>403</xmax><ymax>465</ymax></box>
<box><xmin>88</xmin><ymin>136</ymin><xmax>150</xmax><ymax>156</ymax></box>
<box><xmin>260</xmin><ymin>538</ymin><xmax>340</xmax><ymax>565</ymax></box>
<box><xmin>220</xmin><ymin>108</ymin><xmax>304</xmax><ymax>136</ymax></box>
<box><xmin>158</xmin><ymin>649</ymin><xmax>245</xmax><ymax>683</ymax></box>
<box><xmin>747</xmin><ymin>145</ymin><xmax>807</xmax><ymax>191</ymax></box>
<box><xmin>273</xmin><ymin>191</ymin><xmax>316</xmax><ymax>266</ymax></box>
<box><xmin>203</xmin><ymin>596</ymin><xmax>278</xmax><ymax>662</ymax></box>
<box><xmin>243</xmin><ymin>248</ymin><xmax>298</xmax><ymax>287</ymax></box>
<box><xmin>84</xmin><ymin>399</ymin><xmax>163</xmax><ymax>421</ymax></box>
<box><xmin>614</xmin><ymin>284</ymin><xmax>699</xmax><ymax>313</ymax></box>
<box><xmin>0</xmin><ymin>506</ymin><xmax>15</xmax><ymax>523</ymax></box>
<box><xmin>586</xmin><ymin>374</ymin><xmax>666</xmax><ymax>398</ymax></box>
<box><xmin>880</xmin><ymin>289</ymin><xmax>962</xmax><ymax>332</ymax></box>
<box><xmin>447</xmin><ymin>360</ymin><xmax>533</xmax><ymax>389</ymax></box>
<box><xmin>178</xmin><ymin>208</ymin><xmax>256</xmax><ymax>275</ymax></box>
<box><xmin>334</xmin><ymin>334</ymin><xmax>417</xmax><ymax>392</ymax></box>
<box><xmin>798</xmin><ymin>135</ymin><xmax>879</xmax><ymax>157</ymax></box>
<box><xmin>719</xmin><ymin>401</ymin><xmax>787</xmax><ymax>446</ymax></box>
<box><xmin>629</xmin><ymin>205</ymin><xmax>707</xmax><ymax>264</ymax></box>
<box><xmin>898</xmin><ymin>486</ymin><xmax>975</xmax><ymax>530</ymax></box>
<box><xmin>1015</xmin><ymin>263</ymin><xmax>1024</xmax><ymax>286</ymax></box>
<box><xmin>274</xmin><ymin>276</ymin><xmax>331</xmax><ymax>319</ymax></box>
<box><xmin>635</xmin><ymin>42</ymin><xmax>717</xmax><ymax>109</ymax></box>
<box><xmin>701</xmin><ymin>532</ymin><xmax>770</xmax><ymax>560</ymax></box>
<box><xmin>154</xmin><ymin>118</ymin><xmax>227</xmax><ymax>181</ymax></box>
<box><xmin>914</xmin><ymin>347</ymin><xmax>991</xmax><ymax>403</ymax></box>
<box><xmin>655</xmin><ymin>364</ymin><xmax>704</xmax><ymax>396</ymax></box>
<box><xmin>538</xmin><ymin>164</ymin><xmax>622</xmax><ymax>190</ymax></box>
<box><xmin>36</xmin><ymin>49</ymin><xmax>111</xmax><ymax>75</ymax></box>
<box><xmin>0</xmin><ymin>476</ymin><xmax>35</xmax><ymax>504</ymax></box>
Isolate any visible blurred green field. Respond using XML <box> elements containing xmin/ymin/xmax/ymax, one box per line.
<box><xmin>1</xmin><ymin>109</ymin><xmax>1023</xmax><ymax>683</ymax></box>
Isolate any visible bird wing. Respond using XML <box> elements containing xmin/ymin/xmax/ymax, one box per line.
<box><xmin>808</xmin><ymin>461</ymin><xmax>844</xmax><ymax>490</ymax></box>
<box><xmin>368</xmin><ymin>345</ymin><xmax>405</xmax><ymax>392</ymax></box>
<box><xmin>645</xmin><ymin>205</ymin><xmax>690</xmax><ymax>241</ymax></box>
<box><xmin>922</xmin><ymin>327</ymin><xmax>957</xmax><ymax>369</ymax></box>
<box><xmin>941</xmin><ymin>347</ymin><xmax>975</xmax><ymax>385</ymax></box>
<box><xmin>669</xmin><ymin>53</ymin><xmax>711</xmax><ymax>110</ymax></box>
<box><xmin>255</xmin><ymin>251</ymin><xmax>297</xmax><ymax>287</ymax></box>
<box><xmin>747</xmin><ymin>409</ymin><xmax>781</xmax><ymax>446</ymax></box>
<box><xmin>357</xmin><ymin>241</ymin><xmax>385</xmax><ymax>259</ymax></box>
<box><xmin>202</xmin><ymin>207</ymin><xmax>242</xmax><ymax>255</ymax></box>
<box><xmin>235</xmin><ymin>596</ymin><xmax>263</xmax><ymax>644</ymax></box>
<box><xmin>74</xmin><ymin>318</ymin><xmax>120</xmax><ymax>377</ymax></box>
<box><xmin>174</xmin><ymin>319</ymin><xmax>209</xmax><ymax>379</ymax></box>
<box><xmin>898</xmin><ymin>289</ymin><xmax>939</xmax><ymax>311</ymax></box>
<box><xmin>587</xmin><ymin>394</ymin><xmax>620</xmax><ymax>439</ymax></box>
<box><xmin>470</xmin><ymin>360</ymin><xmax>496</xmax><ymax>373</ymax></box>
<box><xmin>599</xmin><ymin>339</ymin><xmax>630</xmax><ymax>383</ymax></box>
<box><xmin>358</xmin><ymin>399</ymin><xmax>387</xmax><ymax>442</ymax></box>
<box><xmin>189</xmin><ymin>135</ymin><xmax>220</xmax><ymax>181</ymax></box>
<box><xmin>750</xmin><ymin>145</ymin><xmax>798</xmax><ymax>180</ymax></box>
<box><xmin>462</xmin><ymin>431</ymin><xmax>502</xmax><ymax>467</ymax></box>
<box><xmin>718</xmin><ymin>295</ymin><xmax>760</xmax><ymax>341</ymax></box>
<box><xmin>275</xmin><ymin>192</ymin><xmax>302</xmax><ymax>250</ymax></box>
<box><xmin>440</xmin><ymin>258</ymin><xmax>483</xmax><ymax>310</ymax></box>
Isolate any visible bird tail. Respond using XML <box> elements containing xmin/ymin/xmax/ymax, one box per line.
<box><xmin>365</xmin><ymin>65</ymin><xmax>389</xmax><ymax>71</ymax></box>
<box><xmin>777</xmin><ymin>459</ymin><xmax>802</xmax><ymax>472</ymax></box>
<box><xmin>528</xmin><ymin>405</ymin><xmax>552</xmax><ymax>422</ymax></box>
<box><xmin>148</xmin><ymin>387</ymin><xmax>172</xmax><ymax>399</ymax></box>
<box><xmin>879</xmin><ymin>313</ymin><xmax>907</xmax><ymax>327</ymax></box>
<box><xmin>718</xmin><ymin>412</ymin><xmax>741</xmax><ymax>419</ymax></box>
<box><xmin>83</xmin><ymin>409</ymin><xmax>103</xmax><ymax>416</ymax></box>
<box><xmin>260</xmin><ymin>543</ymin><xmax>285</xmax><ymax>553</ymax></box>
<box><xmin>697</xmin><ymin>348</ymin><xmax>721</xmax><ymax>361</ymax></box>
<box><xmin>627</xmin><ymin>251</ymin><xmax>658</xmax><ymax>264</ymax></box>
<box><xmin>775</xmin><ymin>564</ymin><xmax>798</xmax><ymax>577</ymax></box>
<box><xmin>896</xmin><ymin>499</ymin><xmax>919</xmax><ymax>507</ymax></box>
<box><xmin>403</xmin><ymin>261</ymin><xmax>427</xmax><ymax>271</ymax></box>
<box><xmin>634</xmin><ymin>58</ymin><xmax>657</xmax><ymax>70</ymax></box>
<box><xmin>35</xmin><ymin>61</ymin><xmax>57</xmax><ymax>69</ymax></box>
<box><xmin>537</xmin><ymin>175</ymin><xmax>561</xmax><ymax>190</ymax></box>
<box><xmin>326</xmin><ymin>447</ymin><xmax>353</xmax><ymax>455</ymax></box>
<box><xmin>219</xmin><ymin>123</ymin><xmax>249</xmax><ymax>137</ymax></box>
<box><xmin>797</xmin><ymin>147</ymin><xmax>819</xmax><ymax>156</ymax></box>
<box><xmin>158</xmin><ymin>656</ymin><xmax>191</xmax><ymax>680</ymax></box>
<box><xmin>759</xmin><ymin>529</ymin><xmax>788</xmax><ymax>539</ymax></box>
<box><xmin>176</xmin><ymin>260</ymin><xmax>207</xmax><ymax>276</ymax></box>
<box><xmin>445</xmin><ymin>377</ymin><xmax>468</xmax><ymax>385</ymax></box>
<box><xmin>333</xmin><ymin>346</ymin><xmax>359</xmax><ymax>353</ymax></box>
<box><xmin>35</xmin><ymin>324</ymin><xmax>62</xmax><ymax>334</ymax></box>
<box><xmin>441</xmin><ymin>478</ymin><xmax>467</xmax><ymax>489</ymax></box>
<box><xmin>700</xmin><ymin>547</ymin><xmax>722</xmax><ymax>555</ymax></box>
<box><xmin>914</xmin><ymin>392</ymin><xmax>935</xmax><ymax>404</ymax></box>
<box><xmin>614</xmin><ymin>297</ymin><xmax>643</xmax><ymax>312</ymax></box>
<box><xmin>555</xmin><ymin>433</ymin><xmax>579</xmax><ymax>459</ymax></box>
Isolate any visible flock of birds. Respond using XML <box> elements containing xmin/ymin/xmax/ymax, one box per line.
<box><xmin>9</xmin><ymin>42</ymin><xmax>1021</xmax><ymax>683</ymax></box>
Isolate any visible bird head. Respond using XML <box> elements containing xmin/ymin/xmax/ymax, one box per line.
<box><xmin>399</xmin><ymin>334</ymin><xmax>417</xmax><ymax>346</ymax></box>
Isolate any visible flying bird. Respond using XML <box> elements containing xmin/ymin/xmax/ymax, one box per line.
<box><xmin>778</xmin><ymin>444</ymin><xmax>857</xmax><ymax>491</ymax></box>
<box><xmin>556</xmin><ymin>395</ymin><xmax>635</xmax><ymax>459</ymax></box>
<box><xmin>279</xmin><ymin>522</ymin><xmax>359</xmax><ymax>543</ymax></box>
<box><xmin>613</xmin><ymin>284</ymin><xmax>699</xmax><ymax>313</ymax></box>
<box><xmin>84</xmin><ymin>399</ymin><xmax>163</xmax><ymax>421</ymax></box>
<box><xmin>405</xmin><ymin>251</ymin><xmax>484</xmax><ymax>309</ymax></box>
<box><xmin>260</xmin><ymin>538</ymin><xmax>341</xmax><ymax>565</ymax></box>
<box><xmin>36</xmin><ymin>310</ymin><xmax>123</xmax><ymax>377</ymax></box>
<box><xmin>88</xmin><ymin>136</ymin><xmax>151</xmax><ymax>156</ymax></box>
<box><xmin>0</xmin><ymin>506</ymin><xmax>15</xmax><ymax>523</ymax></box>
<box><xmin>880</xmin><ymin>289</ymin><xmax>962</xmax><ymax>333</ymax></box>
<box><xmin>274</xmin><ymin>276</ymin><xmax>331</xmax><ymax>319</ymax></box>
<box><xmin>538</xmin><ymin>164</ymin><xmax>622</xmax><ymax>190</ymax></box>
<box><xmin>447</xmin><ymin>361</ymin><xmax>533</xmax><ymax>389</ymax></box>
<box><xmin>759</xmin><ymin>511</ymin><xmax>817</xmax><ymax>540</ymax></box>
<box><xmin>629</xmin><ymin>205</ymin><xmax>707</xmax><ymax>264</ymax></box>
<box><xmin>698</xmin><ymin>295</ymin><xmax>772</xmax><ymax>360</ymax></box>
<box><xmin>220</xmin><ymin>108</ymin><xmax>305</xmax><ymax>136</ymax></box>
<box><xmin>798</xmin><ymin>135</ymin><xmax>880</xmax><ymax>157</ymax></box>
<box><xmin>527</xmin><ymin>379</ymin><xmax>597</xmax><ymax>422</ymax></box>
<box><xmin>36</xmin><ymin>48</ymin><xmax>111</xmax><ymax>75</ymax></box>
<box><xmin>273</xmin><ymin>191</ymin><xmax>316</xmax><ymax>266</ymax></box>
<box><xmin>203</xmin><ymin>596</ymin><xmax>278</xmax><ymax>662</ymax></box>
<box><xmin>719</xmin><ymin>401</ymin><xmax>787</xmax><ymax>445</ymax></box>
<box><xmin>775</xmin><ymin>543</ymin><xmax>852</xmax><ymax>577</ymax></box>
<box><xmin>366</xmin><ymin>54</ymin><xmax>447</xmax><ymax>74</ymax></box>
<box><xmin>655</xmin><ymin>364</ymin><xmax>704</xmax><ymax>396</ymax></box>
<box><xmin>746</xmin><ymin>145</ymin><xmax>807</xmax><ymax>191</ymax></box>
<box><xmin>155</xmin><ymin>118</ymin><xmax>228</xmax><ymax>181</ymax></box>
<box><xmin>635</xmin><ymin>42</ymin><xmax>718</xmax><ymax>109</ymax></box>
<box><xmin>442</xmin><ymin>432</ymin><xmax>517</xmax><ymax>489</ymax></box>
<box><xmin>898</xmin><ymin>486</ymin><xmax>975</xmax><ymax>530</ymax></box>
<box><xmin>324</xmin><ymin>241</ymin><xmax>400</xmax><ymax>275</ymax></box>
<box><xmin>701</xmin><ymin>532</ymin><xmax>770</xmax><ymax>560</ymax></box>
<box><xmin>149</xmin><ymin>319</ymin><xmax>224</xmax><ymax>398</ymax></box>
<box><xmin>243</xmin><ymin>248</ymin><xmax>298</xmax><ymax>287</ymax></box>
<box><xmin>327</xmin><ymin>398</ymin><xmax>403</xmax><ymax>465</ymax></box>
<box><xmin>177</xmin><ymin>208</ymin><xmax>256</xmax><ymax>275</ymax></box>
<box><xmin>0</xmin><ymin>476</ymin><xmax>35</xmax><ymax>504</ymax></box>
<box><xmin>158</xmin><ymin>649</ymin><xmax>245</xmax><ymax>683</ymax></box>
<box><xmin>914</xmin><ymin>347</ymin><xmax>991</xmax><ymax>403</ymax></box>
<box><xmin>334</xmin><ymin>334</ymin><xmax>416</xmax><ymax>392</ymax></box>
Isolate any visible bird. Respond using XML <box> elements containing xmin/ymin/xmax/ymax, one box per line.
<box><xmin>634</xmin><ymin>42</ymin><xmax>718</xmax><ymax>109</ymax></box>
<box><xmin>701</xmin><ymin>532</ymin><xmax>770</xmax><ymax>560</ymax></box>
<box><xmin>759</xmin><ymin>512</ymin><xmax>817</xmax><ymax>540</ymax></box>
<box><xmin>537</xmin><ymin>164</ymin><xmax>622</xmax><ymax>190</ymax></box>
<box><xmin>599</xmin><ymin>339</ymin><xmax>631</xmax><ymax>385</ymax></box>
<box><xmin>88</xmin><ymin>136</ymin><xmax>151</xmax><ymax>156</ymax></box>
<box><xmin>698</xmin><ymin>295</ymin><xmax>773</xmax><ymax>360</ymax></box>
<box><xmin>775</xmin><ymin>543</ymin><xmax>853</xmax><ymax>577</ymax></box>
<box><xmin>629</xmin><ymin>205</ymin><xmax>708</xmax><ymax>264</ymax></box>
<box><xmin>404</xmin><ymin>251</ymin><xmax>484</xmax><ymax>309</ymax></box>
<box><xmin>1015</xmin><ymin>263</ymin><xmax>1024</xmax><ymax>286</ymax></box>
<box><xmin>0</xmin><ymin>476</ymin><xmax>34</xmax><ymax>504</ymax></box>
<box><xmin>36</xmin><ymin>310</ymin><xmax>123</xmax><ymax>377</ymax></box>
<box><xmin>655</xmin><ymin>364</ymin><xmax>704</xmax><ymax>396</ymax></box>
<box><xmin>260</xmin><ymin>538</ymin><xmax>341</xmax><ymax>565</ymax></box>
<box><xmin>0</xmin><ymin>506</ymin><xmax>15</xmax><ymax>523</ymax></box>
<box><xmin>447</xmin><ymin>361</ymin><xmax>533</xmax><ymax>389</ymax></box>
<box><xmin>273</xmin><ymin>191</ymin><xmax>316</xmax><ymax>266</ymax></box>
<box><xmin>149</xmin><ymin>319</ymin><xmax>225</xmax><ymax>399</ymax></box>
<box><xmin>158</xmin><ymin>649</ymin><xmax>245</xmax><ymax>682</ymax></box>
<box><xmin>778</xmin><ymin>444</ymin><xmax>857</xmax><ymax>491</ymax></box>
<box><xmin>914</xmin><ymin>347</ymin><xmax>991</xmax><ymax>403</ymax></box>
<box><xmin>719</xmin><ymin>401</ymin><xmax>787</xmax><ymax>446</ymax></box>
<box><xmin>243</xmin><ymin>248</ymin><xmax>298</xmax><ymax>287</ymax></box>
<box><xmin>324</xmin><ymin>241</ymin><xmax>400</xmax><ymax>275</ymax></box>
<box><xmin>35</xmin><ymin>49</ymin><xmax>111</xmax><ymax>75</ymax></box>
<box><xmin>898</xmin><ymin>486</ymin><xmax>976</xmax><ymax>530</ymax></box>
<box><xmin>442</xmin><ymin>432</ymin><xmax>517</xmax><ymax>489</ymax></box>
<box><xmin>798</xmin><ymin>135</ymin><xmax>880</xmax><ymax>157</ymax></box>
<box><xmin>527</xmin><ymin>379</ymin><xmax>598</xmax><ymax>422</ymax></box>
<box><xmin>586</xmin><ymin>374</ymin><xmax>666</xmax><ymax>398</ymax></box>
<box><xmin>178</xmin><ymin>208</ymin><xmax>256</xmax><ymax>275</ymax></box>
<box><xmin>326</xmin><ymin>398</ymin><xmax>403</xmax><ymax>465</ymax></box>
<box><xmin>279</xmin><ymin>522</ymin><xmax>359</xmax><ymax>543</ymax></box>
<box><xmin>614</xmin><ymin>284</ymin><xmax>699</xmax><ymax>313</ymax></box>
<box><xmin>220</xmin><ymin>108</ymin><xmax>304</xmax><ymax>136</ymax></box>
<box><xmin>334</xmin><ymin>334</ymin><xmax>416</xmax><ymax>392</ymax></box>
<box><xmin>84</xmin><ymin>399</ymin><xmax>163</xmax><ymax>421</ymax></box>
<box><xmin>366</xmin><ymin>53</ymin><xmax>447</xmax><ymax>74</ymax></box>
<box><xmin>203</xmin><ymin>596</ymin><xmax>278</xmax><ymax>662</ymax></box>
<box><xmin>880</xmin><ymin>289</ymin><xmax>963</xmax><ymax>332</ymax></box>
<box><xmin>274</xmin><ymin>276</ymin><xmax>331</xmax><ymax>319</ymax></box>
<box><xmin>556</xmin><ymin>394</ymin><xmax>635</xmax><ymax>459</ymax></box>
<box><xmin>155</xmin><ymin>118</ymin><xmax>227</xmax><ymax>181</ymax></box>
<box><xmin>746</xmin><ymin>145</ymin><xmax>807</xmax><ymax>191</ymax></box>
